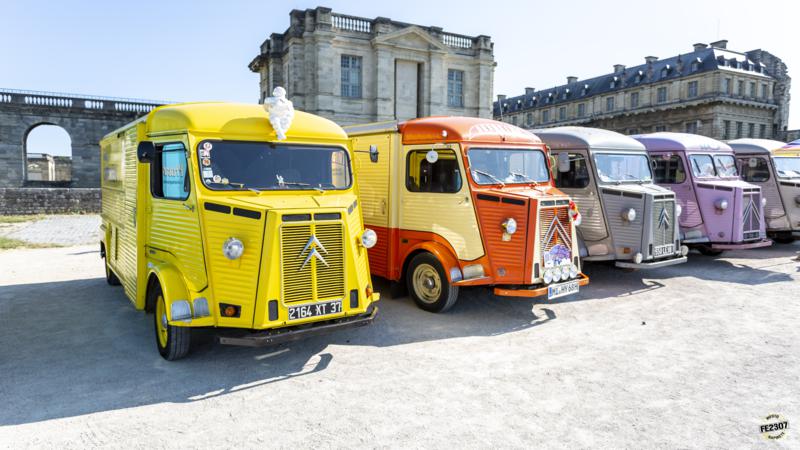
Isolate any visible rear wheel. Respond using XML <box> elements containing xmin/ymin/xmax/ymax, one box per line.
<box><xmin>150</xmin><ymin>282</ymin><xmax>191</xmax><ymax>361</ymax></box>
<box><xmin>102</xmin><ymin>246</ymin><xmax>120</xmax><ymax>286</ymax></box>
<box><xmin>406</xmin><ymin>253</ymin><xmax>459</xmax><ymax>313</ymax></box>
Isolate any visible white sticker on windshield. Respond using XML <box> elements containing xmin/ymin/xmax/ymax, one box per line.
<box><xmin>202</xmin><ymin>168</ymin><xmax>213</xmax><ymax>178</ymax></box>
<box><xmin>203</xmin><ymin>142</ymin><xmax>213</xmax><ymax>151</ymax></box>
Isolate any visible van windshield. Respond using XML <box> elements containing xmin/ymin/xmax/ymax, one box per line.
<box><xmin>467</xmin><ymin>147</ymin><xmax>549</xmax><ymax>185</ymax></box>
<box><xmin>773</xmin><ymin>157</ymin><xmax>800</xmax><ymax>179</ymax></box>
<box><xmin>197</xmin><ymin>141</ymin><xmax>351</xmax><ymax>191</ymax></box>
<box><xmin>689</xmin><ymin>154</ymin><xmax>738</xmax><ymax>178</ymax></box>
<box><xmin>594</xmin><ymin>153</ymin><xmax>652</xmax><ymax>183</ymax></box>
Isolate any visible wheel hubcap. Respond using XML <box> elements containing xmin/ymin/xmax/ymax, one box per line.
<box><xmin>413</xmin><ymin>264</ymin><xmax>442</xmax><ymax>304</ymax></box>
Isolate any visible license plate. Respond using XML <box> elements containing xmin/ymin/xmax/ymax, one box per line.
<box><xmin>548</xmin><ymin>280</ymin><xmax>579</xmax><ymax>300</ymax></box>
<box><xmin>653</xmin><ymin>244</ymin><xmax>675</xmax><ymax>258</ymax></box>
<box><xmin>288</xmin><ymin>300</ymin><xmax>342</xmax><ymax>321</ymax></box>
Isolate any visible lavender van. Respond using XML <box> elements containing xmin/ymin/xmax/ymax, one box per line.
<box><xmin>634</xmin><ymin>133</ymin><xmax>771</xmax><ymax>255</ymax></box>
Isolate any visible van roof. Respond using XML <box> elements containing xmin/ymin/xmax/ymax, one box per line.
<box><xmin>345</xmin><ymin>116</ymin><xmax>543</xmax><ymax>146</ymax></box>
<box><xmin>531</xmin><ymin>127</ymin><xmax>646</xmax><ymax>152</ymax></box>
<box><xmin>728</xmin><ymin>138</ymin><xmax>787</xmax><ymax>155</ymax></box>
<box><xmin>632</xmin><ymin>132</ymin><xmax>732</xmax><ymax>153</ymax></box>
<box><xmin>142</xmin><ymin>102</ymin><xmax>347</xmax><ymax>141</ymax></box>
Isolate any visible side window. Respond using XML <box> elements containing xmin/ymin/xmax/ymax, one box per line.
<box><xmin>552</xmin><ymin>153</ymin><xmax>591</xmax><ymax>189</ymax></box>
<box><xmin>652</xmin><ymin>154</ymin><xmax>687</xmax><ymax>184</ymax></box>
<box><xmin>151</xmin><ymin>143</ymin><xmax>189</xmax><ymax>200</ymax></box>
<box><xmin>406</xmin><ymin>149</ymin><xmax>462</xmax><ymax>193</ymax></box>
<box><xmin>738</xmin><ymin>156</ymin><xmax>771</xmax><ymax>183</ymax></box>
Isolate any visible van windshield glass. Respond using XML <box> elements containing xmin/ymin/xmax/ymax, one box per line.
<box><xmin>593</xmin><ymin>153</ymin><xmax>652</xmax><ymax>183</ymax></box>
<box><xmin>713</xmin><ymin>155</ymin><xmax>738</xmax><ymax>177</ymax></box>
<box><xmin>773</xmin><ymin>157</ymin><xmax>800</xmax><ymax>179</ymax></box>
<box><xmin>197</xmin><ymin>141</ymin><xmax>351</xmax><ymax>191</ymax></box>
<box><xmin>467</xmin><ymin>147</ymin><xmax>549</xmax><ymax>184</ymax></box>
<box><xmin>688</xmin><ymin>154</ymin><xmax>717</xmax><ymax>178</ymax></box>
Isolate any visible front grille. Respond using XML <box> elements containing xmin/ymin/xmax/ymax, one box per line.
<box><xmin>539</xmin><ymin>206</ymin><xmax>572</xmax><ymax>266</ymax></box>
<box><xmin>651</xmin><ymin>199</ymin><xmax>676</xmax><ymax>251</ymax></box>
<box><xmin>280</xmin><ymin>222</ymin><xmax>345</xmax><ymax>303</ymax></box>
<box><xmin>742</xmin><ymin>191</ymin><xmax>761</xmax><ymax>241</ymax></box>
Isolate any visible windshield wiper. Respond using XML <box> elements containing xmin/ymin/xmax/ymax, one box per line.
<box><xmin>509</xmin><ymin>171</ymin><xmax>536</xmax><ymax>183</ymax></box>
<box><xmin>472</xmin><ymin>169</ymin><xmax>505</xmax><ymax>186</ymax></box>
<box><xmin>206</xmin><ymin>181</ymin><xmax>261</xmax><ymax>193</ymax></box>
<box><xmin>279</xmin><ymin>181</ymin><xmax>326</xmax><ymax>193</ymax></box>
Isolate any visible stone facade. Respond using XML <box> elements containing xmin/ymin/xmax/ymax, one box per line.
<box><xmin>495</xmin><ymin>41</ymin><xmax>791</xmax><ymax>141</ymax></box>
<box><xmin>0</xmin><ymin>188</ymin><xmax>100</xmax><ymax>215</ymax></box>
<box><xmin>249</xmin><ymin>7</ymin><xmax>495</xmax><ymax>125</ymax></box>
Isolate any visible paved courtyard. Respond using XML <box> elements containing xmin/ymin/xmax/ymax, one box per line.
<box><xmin>0</xmin><ymin>242</ymin><xmax>798</xmax><ymax>448</ymax></box>
<box><xmin>0</xmin><ymin>214</ymin><xmax>100</xmax><ymax>246</ymax></box>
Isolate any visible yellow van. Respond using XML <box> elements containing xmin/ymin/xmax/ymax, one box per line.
<box><xmin>100</xmin><ymin>100</ymin><xmax>379</xmax><ymax>360</ymax></box>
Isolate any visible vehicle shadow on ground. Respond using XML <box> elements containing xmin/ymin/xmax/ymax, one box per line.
<box><xmin>0</xmin><ymin>274</ymin><xmax>555</xmax><ymax>426</ymax></box>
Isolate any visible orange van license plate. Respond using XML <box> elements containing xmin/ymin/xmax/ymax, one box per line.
<box><xmin>547</xmin><ymin>281</ymin><xmax>579</xmax><ymax>300</ymax></box>
<box><xmin>288</xmin><ymin>300</ymin><xmax>343</xmax><ymax>321</ymax></box>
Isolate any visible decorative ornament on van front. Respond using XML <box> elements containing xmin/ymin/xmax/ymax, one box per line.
<box><xmin>263</xmin><ymin>86</ymin><xmax>294</xmax><ymax>141</ymax></box>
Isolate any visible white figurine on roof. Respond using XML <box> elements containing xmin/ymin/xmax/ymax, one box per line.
<box><xmin>264</xmin><ymin>86</ymin><xmax>294</xmax><ymax>140</ymax></box>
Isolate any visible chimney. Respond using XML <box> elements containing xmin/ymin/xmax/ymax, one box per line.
<box><xmin>567</xmin><ymin>76</ymin><xmax>578</xmax><ymax>84</ymax></box>
<box><xmin>645</xmin><ymin>56</ymin><xmax>658</xmax><ymax>64</ymax></box>
<box><xmin>693</xmin><ymin>43</ymin><xmax>708</xmax><ymax>51</ymax></box>
<box><xmin>613</xmin><ymin>64</ymin><xmax>626</xmax><ymax>73</ymax></box>
<box><xmin>524</xmin><ymin>87</ymin><xmax>535</xmax><ymax>96</ymax></box>
<box><xmin>497</xmin><ymin>94</ymin><xmax>507</xmax><ymax>103</ymax></box>
<box><xmin>710</xmin><ymin>39</ymin><xmax>728</xmax><ymax>49</ymax></box>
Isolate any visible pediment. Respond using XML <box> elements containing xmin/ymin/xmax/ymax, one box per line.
<box><xmin>372</xmin><ymin>26</ymin><xmax>448</xmax><ymax>52</ymax></box>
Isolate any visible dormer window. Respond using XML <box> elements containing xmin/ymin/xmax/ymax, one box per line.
<box><xmin>635</xmin><ymin>70</ymin><xmax>644</xmax><ymax>83</ymax></box>
<box><xmin>610</xmin><ymin>76</ymin><xmax>619</xmax><ymax>89</ymax></box>
<box><xmin>660</xmin><ymin>65</ymin><xmax>671</xmax><ymax>78</ymax></box>
<box><xmin>546</xmin><ymin>92</ymin><xmax>553</xmax><ymax>104</ymax></box>
<box><xmin>691</xmin><ymin>57</ymin><xmax>701</xmax><ymax>72</ymax></box>
<box><xmin>562</xmin><ymin>89</ymin><xmax>570</xmax><ymax>100</ymax></box>
<box><xmin>581</xmin><ymin>84</ymin><xmax>590</xmax><ymax>96</ymax></box>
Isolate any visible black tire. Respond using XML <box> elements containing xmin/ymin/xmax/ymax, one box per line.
<box><xmin>406</xmin><ymin>253</ymin><xmax>459</xmax><ymax>313</ymax></box>
<box><xmin>104</xmin><ymin>257</ymin><xmax>121</xmax><ymax>286</ymax></box>
<box><xmin>773</xmin><ymin>233</ymin><xmax>795</xmax><ymax>244</ymax></box>
<box><xmin>697</xmin><ymin>245</ymin><xmax>724</xmax><ymax>256</ymax></box>
<box><xmin>149</xmin><ymin>282</ymin><xmax>191</xmax><ymax>361</ymax></box>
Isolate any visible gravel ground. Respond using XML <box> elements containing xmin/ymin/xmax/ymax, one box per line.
<box><xmin>0</xmin><ymin>244</ymin><xmax>798</xmax><ymax>448</ymax></box>
<box><xmin>0</xmin><ymin>214</ymin><xmax>100</xmax><ymax>246</ymax></box>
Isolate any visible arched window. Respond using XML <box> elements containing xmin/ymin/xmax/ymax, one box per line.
<box><xmin>25</xmin><ymin>124</ymin><xmax>72</xmax><ymax>183</ymax></box>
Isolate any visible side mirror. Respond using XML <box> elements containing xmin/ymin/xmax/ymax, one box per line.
<box><xmin>557</xmin><ymin>152</ymin><xmax>570</xmax><ymax>173</ymax></box>
<box><xmin>137</xmin><ymin>141</ymin><xmax>155</xmax><ymax>163</ymax></box>
<box><xmin>369</xmin><ymin>145</ymin><xmax>379</xmax><ymax>163</ymax></box>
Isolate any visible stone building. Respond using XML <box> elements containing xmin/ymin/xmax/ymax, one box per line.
<box><xmin>494</xmin><ymin>40</ymin><xmax>791</xmax><ymax>141</ymax></box>
<box><xmin>249</xmin><ymin>7</ymin><xmax>495</xmax><ymax>125</ymax></box>
<box><xmin>26</xmin><ymin>153</ymin><xmax>72</xmax><ymax>182</ymax></box>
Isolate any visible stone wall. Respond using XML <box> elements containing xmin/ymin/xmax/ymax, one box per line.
<box><xmin>0</xmin><ymin>188</ymin><xmax>100</xmax><ymax>215</ymax></box>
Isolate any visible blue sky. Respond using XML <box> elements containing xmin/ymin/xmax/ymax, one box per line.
<box><xmin>4</xmin><ymin>0</ymin><xmax>797</xmax><ymax>155</ymax></box>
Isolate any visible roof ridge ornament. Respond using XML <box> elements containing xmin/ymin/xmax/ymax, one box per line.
<box><xmin>264</xmin><ymin>86</ymin><xmax>294</xmax><ymax>140</ymax></box>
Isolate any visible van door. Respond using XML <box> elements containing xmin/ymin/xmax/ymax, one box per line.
<box><xmin>552</xmin><ymin>150</ymin><xmax>608</xmax><ymax>243</ymax></box>
<box><xmin>399</xmin><ymin>145</ymin><xmax>483</xmax><ymax>261</ymax></box>
<box><xmin>145</xmin><ymin>139</ymin><xmax>208</xmax><ymax>292</ymax></box>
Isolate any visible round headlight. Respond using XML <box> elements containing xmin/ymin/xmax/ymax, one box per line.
<box><xmin>222</xmin><ymin>237</ymin><xmax>244</xmax><ymax>260</ymax></box>
<box><xmin>675</xmin><ymin>204</ymin><xmax>683</xmax><ymax>217</ymax></box>
<box><xmin>543</xmin><ymin>269</ymin><xmax>553</xmax><ymax>284</ymax></box>
<box><xmin>570</xmin><ymin>264</ymin><xmax>579</xmax><ymax>279</ymax></box>
<box><xmin>761</xmin><ymin>198</ymin><xmax>767</xmax><ymax>207</ymax></box>
<box><xmin>560</xmin><ymin>265</ymin><xmax>570</xmax><ymax>280</ymax></box>
<box><xmin>502</xmin><ymin>218</ymin><xmax>518</xmax><ymax>235</ymax></box>
<box><xmin>552</xmin><ymin>268</ymin><xmax>562</xmax><ymax>283</ymax></box>
<box><xmin>633</xmin><ymin>252</ymin><xmax>643</xmax><ymax>264</ymax></box>
<box><xmin>360</xmin><ymin>229</ymin><xmax>378</xmax><ymax>249</ymax></box>
<box><xmin>622</xmin><ymin>208</ymin><xmax>637</xmax><ymax>222</ymax></box>
<box><xmin>715</xmin><ymin>199</ymin><xmax>729</xmax><ymax>211</ymax></box>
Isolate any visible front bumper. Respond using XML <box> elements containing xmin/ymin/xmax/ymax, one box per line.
<box><xmin>493</xmin><ymin>273</ymin><xmax>589</xmax><ymax>298</ymax></box>
<box><xmin>615</xmin><ymin>255</ymin><xmax>688</xmax><ymax>269</ymax></box>
<box><xmin>218</xmin><ymin>307</ymin><xmax>377</xmax><ymax>347</ymax></box>
<box><xmin>710</xmin><ymin>239</ymin><xmax>773</xmax><ymax>250</ymax></box>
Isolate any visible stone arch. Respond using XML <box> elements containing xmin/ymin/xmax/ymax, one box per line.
<box><xmin>23</xmin><ymin>122</ymin><xmax>74</xmax><ymax>186</ymax></box>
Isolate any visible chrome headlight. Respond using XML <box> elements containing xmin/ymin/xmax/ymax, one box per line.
<box><xmin>551</xmin><ymin>268</ymin><xmax>562</xmax><ymax>282</ymax></box>
<box><xmin>543</xmin><ymin>269</ymin><xmax>554</xmax><ymax>284</ymax></box>
<box><xmin>675</xmin><ymin>204</ymin><xmax>682</xmax><ymax>217</ymax></box>
<box><xmin>622</xmin><ymin>208</ymin><xmax>637</xmax><ymax>222</ymax></box>
<box><xmin>714</xmin><ymin>199</ymin><xmax>729</xmax><ymax>211</ymax></box>
<box><xmin>222</xmin><ymin>237</ymin><xmax>244</xmax><ymax>260</ymax></box>
<box><xmin>360</xmin><ymin>229</ymin><xmax>378</xmax><ymax>248</ymax></box>
<box><xmin>761</xmin><ymin>198</ymin><xmax>767</xmax><ymax>207</ymax></box>
<box><xmin>502</xmin><ymin>218</ymin><xmax>517</xmax><ymax>235</ymax></box>
<box><xmin>560</xmin><ymin>265</ymin><xmax>570</xmax><ymax>280</ymax></box>
<box><xmin>569</xmin><ymin>264</ymin><xmax>579</xmax><ymax>279</ymax></box>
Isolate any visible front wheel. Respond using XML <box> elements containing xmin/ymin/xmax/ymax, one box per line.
<box><xmin>697</xmin><ymin>245</ymin><xmax>724</xmax><ymax>256</ymax></box>
<box><xmin>773</xmin><ymin>233</ymin><xmax>795</xmax><ymax>244</ymax></box>
<box><xmin>406</xmin><ymin>253</ymin><xmax>459</xmax><ymax>313</ymax></box>
<box><xmin>151</xmin><ymin>283</ymin><xmax>191</xmax><ymax>361</ymax></box>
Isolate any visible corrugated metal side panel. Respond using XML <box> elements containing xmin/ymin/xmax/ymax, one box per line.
<box><xmin>474</xmin><ymin>197</ymin><xmax>528</xmax><ymax>283</ymax></box>
<box><xmin>602</xmin><ymin>192</ymin><xmax>644</xmax><ymax>256</ymax></box>
<box><xmin>570</xmin><ymin>191</ymin><xmax>607</xmax><ymax>242</ymax></box>
<box><xmin>760</xmin><ymin>183</ymin><xmax>786</xmax><ymax>220</ymax></box>
<box><xmin>314</xmin><ymin>223</ymin><xmax>345</xmax><ymax>299</ymax></box>
<box><xmin>353</xmin><ymin>134</ymin><xmax>391</xmax><ymax>228</ymax></box>
<box><xmin>346</xmin><ymin>207</ymin><xmax>371</xmax><ymax>280</ymax></box>
<box><xmin>118</xmin><ymin>128</ymin><xmax>139</xmax><ymax>300</ymax></box>
<box><xmin>149</xmin><ymin>201</ymin><xmax>207</xmax><ymax>289</ymax></box>
<box><xmin>281</xmin><ymin>225</ymin><xmax>314</xmax><ymax>302</ymax></box>
<box><xmin>204</xmin><ymin>209</ymin><xmax>264</xmax><ymax>312</ymax></box>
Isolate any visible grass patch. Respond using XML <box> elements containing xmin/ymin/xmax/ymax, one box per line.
<box><xmin>0</xmin><ymin>236</ymin><xmax>60</xmax><ymax>250</ymax></box>
<box><xmin>0</xmin><ymin>215</ymin><xmax>45</xmax><ymax>224</ymax></box>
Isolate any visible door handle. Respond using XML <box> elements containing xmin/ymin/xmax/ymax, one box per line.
<box><xmin>458</xmin><ymin>196</ymin><xmax>470</xmax><ymax>205</ymax></box>
<box><xmin>380</xmin><ymin>199</ymin><xmax>387</xmax><ymax>215</ymax></box>
<box><xmin>182</xmin><ymin>203</ymin><xmax>195</xmax><ymax>212</ymax></box>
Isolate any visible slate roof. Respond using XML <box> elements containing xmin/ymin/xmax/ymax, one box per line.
<box><xmin>494</xmin><ymin>46</ymin><xmax>772</xmax><ymax>116</ymax></box>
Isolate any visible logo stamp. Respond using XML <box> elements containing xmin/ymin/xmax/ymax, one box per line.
<box><xmin>760</xmin><ymin>414</ymin><xmax>788</xmax><ymax>440</ymax></box>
